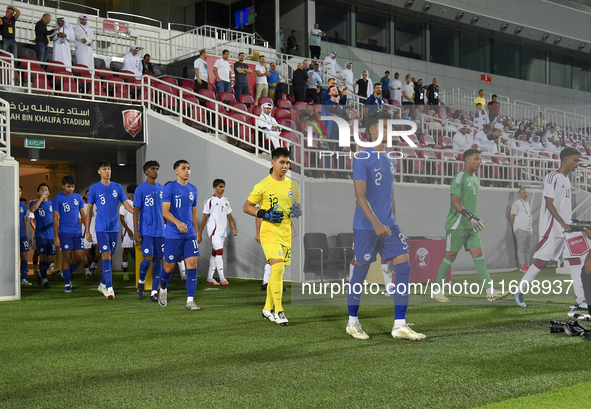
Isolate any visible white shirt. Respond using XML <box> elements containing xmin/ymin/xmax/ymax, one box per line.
<box><xmin>194</xmin><ymin>58</ymin><xmax>208</xmax><ymax>81</ymax></box>
<box><xmin>452</xmin><ymin>131</ymin><xmax>473</xmax><ymax>152</ymax></box>
<box><xmin>122</xmin><ymin>52</ymin><xmax>142</xmax><ymax>78</ymax></box>
<box><xmin>119</xmin><ymin>199</ymin><xmax>134</xmax><ymax>235</ymax></box>
<box><xmin>341</xmin><ymin>68</ymin><xmax>354</xmax><ymax>92</ymax></box>
<box><xmin>473</xmin><ymin>109</ymin><xmax>490</xmax><ymax>130</ymax></box>
<box><xmin>539</xmin><ymin>171</ymin><xmax>572</xmax><ymax>238</ymax></box>
<box><xmin>391</xmin><ymin>78</ymin><xmax>402</xmax><ymax>102</ymax></box>
<box><xmin>203</xmin><ymin>195</ymin><xmax>232</xmax><ymax>237</ymax></box>
<box><xmin>214</xmin><ymin>58</ymin><xmax>231</xmax><ymax>82</ymax></box>
<box><xmin>510</xmin><ymin>199</ymin><xmax>533</xmax><ymax>232</ymax></box>
<box><xmin>255</xmin><ymin>63</ymin><xmax>268</xmax><ymax>84</ymax></box>
<box><xmin>401</xmin><ymin>83</ymin><xmax>414</xmax><ymax>102</ymax></box>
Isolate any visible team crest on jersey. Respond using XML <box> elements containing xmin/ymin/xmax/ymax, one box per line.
<box><xmin>103</xmin><ymin>245</ymin><xmax>108</xmax><ymax>250</ymax></box>
<box><xmin>467</xmin><ymin>182</ymin><xmax>472</xmax><ymax>187</ymax></box>
<box><xmin>288</xmin><ymin>189</ymin><xmax>293</xmax><ymax>198</ymax></box>
<box><xmin>279</xmin><ymin>250</ymin><xmax>283</xmax><ymax>256</ymax></box>
<box><xmin>20</xmin><ymin>207</ymin><xmax>23</xmax><ymax>214</ymax></box>
<box><xmin>49</xmin><ymin>206</ymin><xmax>52</xmax><ymax>211</ymax></box>
<box><xmin>160</xmin><ymin>191</ymin><xmax>163</xmax><ymax>199</ymax></box>
<box><xmin>364</xmin><ymin>253</ymin><xmax>371</xmax><ymax>261</ymax></box>
<box><xmin>112</xmin><ymin>190</ymin><xmax>118</xmax><ymax>198</ymax></box>
<box><xmin>390</xmin><ymin>162</ymin><xmax>395</xmax><ymax>174</ymax></box>
<box><xmin>169</xmin><ymin>255</ymin><xmax>174</xmax><ymax>261</ymax></box>
<box><xmin>40</xmin><ymin>248</ymin><xmax>44</xmax><ymax>252</ymax></box>
<box><xmin>189</xmin><ymin>192</ymin><xmax>194</xmax><ymax>201</ymax></box>
<box><xmin>64</xmin><ymin>244</ymin><xmax>69</xmax><ymax>249</ymax></box>
<box><xmin>74</xmin><ymin>199</ymin><xmax>79</xmax><ymax>205</ymax></box>
<box><xmin>144</xmin><ymin>249</ymin><xmax>149</xmax><ymax>254</ymax></box>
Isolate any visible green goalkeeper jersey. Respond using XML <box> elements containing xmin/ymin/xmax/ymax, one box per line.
<box><xmin>444</xmin><ymin>170</ymin><xmax>480</xmax><ymax>230</ymax></box>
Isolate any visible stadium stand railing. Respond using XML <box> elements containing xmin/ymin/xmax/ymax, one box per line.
<box><xmin>0</xmin><ymin>96</ymin><xmax>10</xmax><ymax>156</ymax></box>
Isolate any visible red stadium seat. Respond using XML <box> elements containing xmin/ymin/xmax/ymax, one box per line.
<box><xmin>258</xmin><ymin>96</ymin><xmax>273</xmax><ymax>106</ymax></box>
<box><xmin>278</xmin><ymin>118</ymin><xmax>296</xmax><ymax>130</ymax></box>
<box><xmin>228</xmin><ymin>112</ymin><xmax>254</xmax><ymax>149</ymax></box>
<box><xmin>439</xmin><ymin>135</ymin><xmax>453</xmax><ymax>148</ymax></box>
<box><xmin>295</xmin><ymin>101</ymin><xmax>308</xmax><ymax>111</ymax></box>
<box><xmin>239</xmin><ymin>94</ymin><xmax>254</xmax><ymax>107</ymax></box>
<box><xmin>252</xmin><ymin>105</ymin><xmax>262</xmax><ymax>117</ymax></box>
<box><xmin>230</xmin><ymin>102</ymin><xmax>248</xmax><ymax>113</ymax></box>
<box><xmin>275</xmin><ymin>109</ymin><xmax>291</xmax><ymax>121</ymax></box>
<box><xmin>182</xmin><ymin>79</ymin><xmax>196</xmax><ymax>92</ymax></box>
<box><xmin>161</xmin><ymin>76</ymin><xmax>178</xmax><ymax>87</ymax></box>
<box><xmin>219</xmin><ymin>92</ymin><xmax>237</xmax><ymax>104</ymax></box>
<box><xmin>199</xmin><ymin>89</ymin><xmax>216</xmax><ymax>101</ymax></box>
<box><xmin>182</xmin><ymin>95</ymin><xmax>202</xmax><ymax>127</ymax></box>
<box><xmin>277</xmin><ymin>99</ymin><xmax>292</xmax><ymax>111</ymax></box>
<box><xmin>420</xmin><ymin>134</ymin><xmax>436</xmax><ymax>147</ymax></box>
<box><xmin>389</xmin><ymin>99</ymin><xmax>401</xmax><ymax>106</ymax></box>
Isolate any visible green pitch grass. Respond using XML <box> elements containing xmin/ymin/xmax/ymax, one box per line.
<box><xmin>2</xmin><ymin>268</ymin><xmax>591</xmax><ymax>408</ymax></box>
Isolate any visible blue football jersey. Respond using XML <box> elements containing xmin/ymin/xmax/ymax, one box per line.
<box><xmin>88</xmin><ymin>181</ymin><xmax>127</xmax><ymax>233</ymax></box>
<box><xmin>53</xmin><ymin>192</ymin><xmax>84</xmax><ymax>234</ymax></box>
<box><xmin>162</xmin><ymin>180</ymin><xmax>197</xmax><ymax>239</ymax></box>
<box><xmin>133</xmin><ymin>181</ymin><xmax>165</xmax><ymax>237</ymax></box>
<box><xmin>19</xmin><ymin>201</ymin><xmax>27</xmax><ymax>237</ymax></box>
<box><xmin>30</xmin><ymin>200</ymin><xmax>54</xmax><ymax>239</ymax></box>
<box><xmin>352</xmin><ymin>147</ymin><xmax>397</xmax><ymax>230</ymax></box>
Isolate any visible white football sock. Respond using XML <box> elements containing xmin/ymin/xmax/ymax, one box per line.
<box><xmin>215</xmin><ymin>255</ymin><xmax>225</xmax><ymax>280</ymax></box>
<box><xmin>519</xmin><ymin>264</ymin><xmax>541</xmax><ymax>293</ymax></box>
<box><xmin>178</xmin><ymin>261</ymin><xmax>186</xmax><ymax>279</ymax></box>
<box><xmin>348</xmin><ymin>315</ymin><xmax>359</xmax><ymax>325</ymax></box>
<box><xmin>263</xmin><ymin>263</ymin><xmax>271</xmax><ymax>285</ymax></box>
<box><xmin>187</xmin><ymin>296</ymin><xmax>194</xmax><ymax>303</ymax></box>
<box><xmin>207</xmin><ymin>256</ymin><xmax>216</xmax><ymax>280</ymax></box>
<box><xmin>394</xmin><ymin>319</ymin><xmax>406</xmax><ymax>328</ymax></box>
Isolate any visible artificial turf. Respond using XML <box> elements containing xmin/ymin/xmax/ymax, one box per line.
<box><xmin>2</xmin><ymin>268</ymin><xmax>591</xmax><ymax>408</ymax></box>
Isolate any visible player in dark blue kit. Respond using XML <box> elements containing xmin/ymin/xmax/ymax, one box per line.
<box><xmin>86</xmin><ymin>161</ymin><xmax>134</xmax><ymax>300</ymax></box>
<box><xmin>30</xmin><ymin>183</ymin><xmax>54</xmax><ymax>288</ymax></box>
<box><xmin>52</xmin><ymin>176</ymin><xmax>86</xmax><ymax>293</ymax></box>
<box><xmin>19</xmin><ymin>186</ymin><xmax>31</xmax><ymax>286</ymax></box>
<box><xmin>134</xmin><ymin>160</ymin><xmax>165</xmax><ymax>302</ymax></box>
<box><xmin>159</xmin><ymin>160</ymin><xmax>200</xmax><ymax>311</ymax></box>
<box><xmin>347</xmin><ymin>111</ymin><xmax>426</xmax><ymax>341</ymax></box>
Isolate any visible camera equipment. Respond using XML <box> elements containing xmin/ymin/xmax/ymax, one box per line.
<box><xmin>549</xmin><ymin>320</ymin><xmax>566</xmax><ymax>333</ymax></box>
<box><xmin>568</xmin><ymin>306</ymin><xmax>591</xmax><ymax>321</ymax></box>
<box><xmin>567</xmin><ymin>219</ymin><xmax>591</xmax><ymax>232</ymax></box>
<box><xmin>550</xmin><ymin>319</ymin><xmax>589</xmax><ymax>336</ymax></box>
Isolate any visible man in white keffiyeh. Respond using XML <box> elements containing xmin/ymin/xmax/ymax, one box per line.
<box><xmin>51</xmin><ymin>17</ymin><xmax>75</xmax><ymax>71</ymax></box>
<box><xmin>74</xmin><ymin>14</ymin><xmax>94</xmax><ymax>70</ymax></box>
<box><xmin>259</xmin><ymin>103</ymin><xmax>282</xmax><ymax>149</ymax></box>
<box><xmin>122</xmin><ymin>44</ymin><xmax>142</xmax><ymax>79</ymax></box>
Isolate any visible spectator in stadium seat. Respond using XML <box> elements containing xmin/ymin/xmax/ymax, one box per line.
<box><xmin>453</xmin><ymin>126</ymin><xmax>477</xmax><ymax>152</ymax></box>
<box><xmin>391</xmin><ymin>72</ymin><xmax>402</xmax><ymax>104</ymax></box>
<box><xmin>194</xmin><ymin>48</ymin><xmax>209</xmax><ymax>94</ymax></box>
<box><xmin>509</xmin><ymin>189</ymin><xmax>533</xmax><ymax>273</ymax></box>
<box><xmin>493</xmin><ymin>116</ymin><xmax>504</xmax><ymax>131</ymax></box>
<box><xmin>413</xmin><ymin>79</ymin><xmax>425</xmax><ymax>105</ymax></box>
<box><xmin>340</xmin><ymin>62</ymin><xmax>354</xmax><ymax>93</ymax></box>
<box><xmin>213</xmin><ymin>49</ymin><xmax>232</xmax><ymax>97</ymax></box>
<box><xmin>306</xmin><ymin>63</ymin><xmax>322</xmax><ymax>104</ymax></box>
<box><xmin>322</xmin><ymin>85</ymin><xmax>349</xmax><ymax>171</ymax></box>
<box><xmin>380</xmin><ymin>71</ymin><xmax>391</xmax><ymax>102</ymax></box>
<box><xmin>259</xmin><ymin>102</ymin><xmax>282</xmax><ymax>149</ymax></box>
<box><xmin>286</xmin><ymin>30</ymin><xmax>299</xmax><ymax>55</ymax></box>
<box><xmin>74</xmin><ymin>15</ymin><xmax>95</xmax><ymax>70</ymax></box>
<box><xmin>488</xmin><ymin>94</ymin><xmax>500</xmax><ymax>118</ymax></box>
<box><xmin>539</xmin><ymin>123</ymin><xmax>554</xmax><ymax>144</ymax></box>
<box><xmin>474</xmin><ymin>89</ymin><xmax>486</xmax><ymax>107</ymax></box>
<box><xmin>299</xmin><ymin>102</ymin><xmax>320</xmax><ymax>125</ymax></box>
<box><xmin>355</xmin><ymin>71</ymin><xmax>372</xmax><ymax>99</ymax></box>
<box><xmin>255</xmin><ymin>55</ymin><xmax>270</xmax><ymax>105</ymax></box>
<box><xmin>268</xmin><ymin>62</ymin><xmax>279</xmax><ymax>102</ymax></box>
<box><xmin>505</xmin><ymin>118</ymin><xmax>515</xmax><ymax>131</ymax></box>
<box><xmin>426</xmin><ymin>78</ymin><xmax>440</xmax><ymax>108</ymax></box>
<box><xmin>321</xmin><ymin>77</ymin><xmax>347</xmax><ymax>105</ymax></box>
<box><xmin>401</xmin><ymin>75</ymin><xmax>414</xmax><ymax>106</ymax></box>
<box><xmin>514</xmin><ymin>124</ymin><xmax>527</xmax><ymax>140</ymax></box>
<box><xmin>51</xmin><ymin>17</ymin><xmax>74</xmax><ymax>72</ymax></box>
<box><xmin>413</xmin><ymin>104</ymin><xmax>427</xmax><ymax>123</ymax></box>
<box><xmin>309</xmin><ymin>23</ymin><xmax>325</xmax><ymax>59</ymax></box>
<box><xmin>35</xmin><ymin>14</ymin><xmax>58</xmax><ymax>64</ymax></box>
<box><xmin>529</xmin><ymin>135</ymin><xmax>544</xmax><ymax>151</ymax></box>
<box><xmin>0</xmin><ymin>5</ymin><xmax>20</xmax><ymax>57</ymax></box>
<box><xmin>363</xmin><ymin>83</ymin><xmax>384</xmax><ymax>119</ymax></box>
<box><xmin>401</xmin><ymin>107</ymin><xmax>411</xmax><ymax>121</ymax></box>
<box><xmin>474</xmin><ymin>124</ymin><xmax>497</xmax><ymax>154</ymax></box>
<box><xmin>122</xmin><ymin>45</ymin><xmax>142</xmax><ymax>79</ymax></box>
<box><xmin>473</xmin><ymin>103</ymin><xmax>489</xmax><ymax>130</ymax></box>
<box><xmin>142</xmin><ymin>54</ymin><xmax>154</xmax><ymax>75</ymax></box>
<box><xmin>234</xmin><ymin>52</ymin><xmax>252</xmax><ymax>98</ymax></box>
<box><xmin>292</xmin><ymin>62</ymin><xmax>309</xmax><ymax>102</ymax></box>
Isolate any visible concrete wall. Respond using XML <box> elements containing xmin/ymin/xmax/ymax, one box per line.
<box><xmin>0</xmin><ymin>157</ymin><xmax>19</xmax><ymax>300</ymax></box>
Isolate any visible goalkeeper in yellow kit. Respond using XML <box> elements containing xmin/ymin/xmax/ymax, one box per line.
<box><xmin>243</xmin><ymin>148</ymin><xmax>301</xmax><ymax>326</ymax></box>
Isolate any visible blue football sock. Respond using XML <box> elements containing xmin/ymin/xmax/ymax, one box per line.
<box><xmin>62</xmin><ymin>269</ymin><xmax>71</xmax><ymax>286</ymax></box>
<box><xmin>139</xmin><ymin>259</ymin><xmax>151</xmax><ymax>282</ymax></box>
<box><xmin>348</xmin><ymin>264</ymin><xmax>370</xmax><ymax>317</ymax></box>
<box><xmin>70</xmin><ymin>263</ymin><xmax>78</xmax><ymax>273</ymax></box>
<box><xmin>103</xmin><ymin>260</ymin><xmax>113</xmax><ymax>288</ymax></box>
<box><xmin>21</xmin><ymin>260</ymin><xmax>29</xmax><ymax>280</ymax></box>
<box><xmin>39</xmin><ymin>262</ymin><xmax>48</xmax><ymax>279</ymax></box>
<box><xmin>393</xmin><ymin>262</ymin><xmax>411</xmax><ymax>320</ymax></box>
<box><xmin>160</xmin><ymin>271</ymin><xmax>172</xmax><ymax>290</ymax></box>
<box><xmin>186</xmin><ymin>268</ymin><xmax>197</xmax><ymax>297</ymax></box>
<box><xmin>152</xmin><ymin>260</ymin><xmax>162</xmax><ymax>291</ymax></box>
<box><xmin>100</xmin><ymin>273</ymin><xmax>106</xmax><ymax>285</ymax></box>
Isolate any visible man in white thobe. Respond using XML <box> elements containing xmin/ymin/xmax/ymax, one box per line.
<box><xmin>74</xmin><ymin>14</ymin><xmax>94</xmax><ymax>70</ymax></box>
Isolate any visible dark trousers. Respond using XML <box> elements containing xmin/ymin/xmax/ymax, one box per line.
<box><xmin>310</xmin><ymin>46</ymin><xmax>320</xmax><ymax>59</ymax></box>
<box><xmin>234</xmin><ymin>82</ymin><xmax>249</xmax><ymax>98</ymax></box>
<box><xmin>306</xmin><ymin>88</ymin><xmax>320</xmax><ymax>104</ymax></box>
<box><xmin>382</xmin><ymin>90</ymin><xmax>390</xmax><ymax>101</ymax></box>
<box><xmin>294</xmin><ymin>87</ymin><xmax>306</xmax><ymax>102</ymax></box>
<box><xmin>35</xmin><ymin>42</ymin><xmax>48</xmax><ymax>63</ymax></box>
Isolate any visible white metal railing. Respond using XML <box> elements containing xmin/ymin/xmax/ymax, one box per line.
<box><xmin>34</xmin><ymin>0</ymin><xmax>100</xmax><ymax>16</ymax></box>
<box><xmin>0</xmin><ymin>97</ymin><xmax>10</xmax><ymax>156</ymax></box>
<box><xmin>0</xmin><ymin>53</ymin><xmax>304</xmax><ymax>172</ymax></box>
<box><xmin>106</xmin><ymin>11</ymin><xmax>162</xmax><ymax>29</ymax></box>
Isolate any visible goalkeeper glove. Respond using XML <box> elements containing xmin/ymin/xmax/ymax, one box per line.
<box><xmin>257</xmin><ymin>205</ymin><xmax>284</xmax><ymax>223</ymax></box>
<box><xmin>290</xmin><ymin>200</ymin><xmax>302</xmax><ymax>218</ymax></box>
<box><xmin>461</xmin><ymin>209</ymin><xmax>485</xmax><ymax>232</ymax></box>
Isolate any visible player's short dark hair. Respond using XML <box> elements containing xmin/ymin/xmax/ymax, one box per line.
<box><xmin>143</xmin><ymin>54</ymin><xmax>150</xmax><ymax>59</ymax></box>
<box><xmin>127</xmin><ymin>184</ymin><xmax>137</xmax><ymax>194</ymax></box>
<box><xmin>560</xmin><ymin>147</ymin><xmax>581</xmax><ymax>162</ymax></box>
<box><xmin>483</xmin><ymin>124</ymin><xmax>492</xmax><ymax>132</ymax></box>
<box><xmin>328</xmin><ymin>77</ymin><xmax>335</xmax><ymax>83</ymax></box>
<box><xmin>85</xmin><ymin>190</ymin><xmax>89</xmax><ymax>194</ymax></box>
<box><xmin>222</xmin><ymin>49</ymin><xmax>229</xmax><ymax>55</ymax></box>
<box><xmin>20</xmin><ymin>198</ymin><xmax>27</xmax><ymax>203</ymax></box>
<box><xmin>479</xmin><ymin>89</ymin><xmax>484</xmax><ymax>93</ymax></box>
<box><xmin>385</xmin><ymin>70</ymin><xmax>390</xmax><ymax>74</ymax></box>
<box><xmin>173</xmin><ymin>159</ymin><xmax>189</xmax><ymax>170</ymax></box>
<box><xmin>213</xmin><ymin>179</ymin><xmax>225</xmax><ymax>188</ymax></box>
<box><xmin>269</xmin><ymin>167</ymin><xmax>273</xmax><ymax>174</ymax></box>
<box><xmin>97</xmin><ymin>160</ymin><xmax>110</xmax><ymax>169</ymax></box>
<box><xmin>238</xmin><ymin>52</ymin><xmax>244</xmax><ymax>57</ymax></box>
<box><xmin>143</xmin><ymin>160</ymin><xmax>160</xmax><ymax>172</ymax></box>
<box><xmin>37</xmin><ymin>183</ymin><xmax>49</xmax><ymax>192</ymax></box>
<box><xmin>374</xmin><ymin>83</ymin><xmax>381</xmax><ymax>89</ymax></box>
<box><xmin>271</xmin><ymin>147</ymin><xmax>291</xmax><ymax>160</ymax></box>
<box><xmin>365</xmin><ymin>111</ymin><xmax>391</xmax><ymax>131</ymax></box>
<box><xmin>62</xmin><ymin>176</ymin><xmax>75</xmax><ymax>185</ymax></box>
<box><xmin>463</xmin><ymin>148</ymin><xmax>480</xmax><ymax>161</ymax></box>
<box><xmin>492</xmin><ymin>94</ymin><xmax>497</xmax><ymax>98</ymax></box>
<box><xmin>19</xmin><ymin>185</ymin><xmax>22</xmax><ymax>190</ymax></box>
